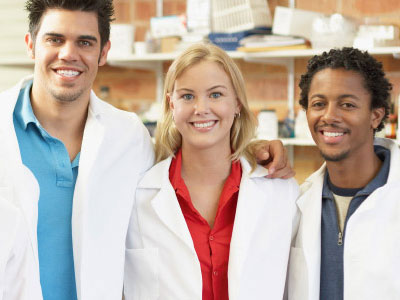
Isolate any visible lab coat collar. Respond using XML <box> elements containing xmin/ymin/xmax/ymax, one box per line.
<box><xmin>296</xmin><ymin>164</ymin><xmax>324</xmax><ymax>298</ymax></box>
<box><xmin>139</xmin><ymin>157</ymin><xmax>197</xmax><ymax>254</ymax></box>
<box><xmin>373</xmin><ymin>137</ymin><xmax>400</xmax><ymax>183</ymax></box>
<box><xmin>138</xmin><ymin>156</ymin><xmax>269</xmax><ymax>189</ymax></box>
<box><xmin>139</xmin><ymin>156</ymin><xmax>271</xmax><ymax>294</ymax></box>
<box><xmin>228</xmin><ymin>159</ymin><xmax>271</xmax><ymax>295</ymax></box>
<box><xmin>0</xmin><ymin>76</ymin><xmax>41</xmax><ymax>266</ymax></box>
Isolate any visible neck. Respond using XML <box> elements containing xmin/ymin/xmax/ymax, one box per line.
<box><xmin>326</xmin><ymin>144</ymin><xmax>382</xmax><ymax>189</ymax></box>
<box><xmin>30</xmin><ymin>83</ymin><xmax>89</xmax><ymax>160</ymax></box>
<box><xmin>180</xmin><ymin>143</ymin><xmax>232</xmax><ymax>185</ymax></box>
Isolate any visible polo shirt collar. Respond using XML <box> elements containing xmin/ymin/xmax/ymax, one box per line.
<box><xmin>15</xmin><ymin>80</ymin><xmax>40</xmax><ymax>131</ymax></box>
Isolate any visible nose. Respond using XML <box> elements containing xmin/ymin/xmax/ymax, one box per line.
<box><xmin>58</xmin><ymin>41</ymin><xmax>79</xmax><ymax>61</ymax></box>
<box><xmin>194</xmin><ymin>97</ymin><xmax>210</xmax><ymax>115</ymax></box>
<box><xmin>321</xmin><ymin>103</ymin><xmax>341</xmax><ymax>124</ymax></box>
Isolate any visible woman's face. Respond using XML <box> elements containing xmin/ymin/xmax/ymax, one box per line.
<box><xmin>169</xmin><ymin>60</ymin><xmax>241</xmax><ymax>153</ymax></box>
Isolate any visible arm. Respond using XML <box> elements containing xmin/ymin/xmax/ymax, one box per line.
<box><xmin>246</xmin><ymin>140</ymin><xmax>295</xmax><ymax>179</ymax></box>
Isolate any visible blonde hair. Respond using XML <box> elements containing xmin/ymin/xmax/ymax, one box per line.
<box><xmin>155</xmin><ymin>43</ymin><xmax>257</xmax><ymax>169</ymax></box>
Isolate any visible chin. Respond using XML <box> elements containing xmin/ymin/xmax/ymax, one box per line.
<box><xmin>320</xmin><ymin>150</ymin><xmax>350</xmax><ymax>162</ymax></box>
<box><xmin>50</xmin><ymin>88</ymin><xmax>84</xmax><ymax>102</ymax></box>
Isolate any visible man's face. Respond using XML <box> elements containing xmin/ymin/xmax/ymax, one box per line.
<box><xmin>306</xmin><ymin>68</ymin><xmax>384</xmax><ymax>162</ymax></box>
<box><xmin>26</xmin><ymin>9</ymin><xmax>110</xmax><ymax>103</ymax></box>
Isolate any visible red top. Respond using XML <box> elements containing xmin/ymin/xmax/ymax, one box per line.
<box><xmin>169</xmin><ymin>149</ymin><xmax>242</xmax><ymax>300</ymax></box>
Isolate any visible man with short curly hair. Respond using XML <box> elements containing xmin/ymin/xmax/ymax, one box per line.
<box><xmin>288</xmin><ymin>48</ymin><xmax>400</xmax><ymax>300</ymax></box>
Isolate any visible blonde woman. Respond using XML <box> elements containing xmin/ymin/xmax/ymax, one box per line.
<box><xmin>124</xmin><ymin>43</ymin><xmax>299</xmax><ymax>300</ymax></box>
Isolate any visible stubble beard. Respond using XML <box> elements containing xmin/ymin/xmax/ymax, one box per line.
<box><xmin>320</xmin><ymin>149</ymin><xmax>350</xmax><ymax>162</ymax></box>
<box><xmin>48</xmin><ymin>84</ymin><xmax>86</xmax><ymax>102</ymax></box>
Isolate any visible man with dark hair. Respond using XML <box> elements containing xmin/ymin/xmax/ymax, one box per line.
<box><xmin>0</xmin><ymin>1</ymin><xmax>154</xmax><ymax>299</ymax></box>
<box><xmin>0</xmin><ymin>0</ymin><xmax>291</xmax><ymax>299</ymax></box>
<box><xmin>288</xmin><ymin>48</ymin><xmax>400</xmax><ymax>299</ymax></box>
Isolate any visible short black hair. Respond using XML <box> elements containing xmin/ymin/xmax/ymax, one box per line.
<box><xmin>299</xmin><ymin>47</ymin><xmax>392</xmax><ymax>132</ymax></box>
<box><xmin>25</xmin><ymin>0</ymin><xmax>115</xmax><ymax>49</ymax></box>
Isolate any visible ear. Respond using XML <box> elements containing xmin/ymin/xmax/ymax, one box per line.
<box><xmin>168</xmin><ymin>93</ymin><xmax>174</xmax><ymax>110</ymax></box>
<box><xmin>371</xmin><ymin>107</ymin><xmax>385</xmax><ymax>130</ymax></box>
<box><xmin>98</xmin><ymin>40</ymin><xmax>111</xmax><ymax>66</ymax></box>
<box><xmin>25</xmin><ymin>33</ymin><xmax>35</xmax><ymax>59</ymax></box>
<box><xmin>235</xmin><ymin>98</ymin><xmax>242</xmax><ymax>115</ymax></box>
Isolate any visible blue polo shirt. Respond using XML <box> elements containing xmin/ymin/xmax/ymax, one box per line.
<box><xmin>320</xmin><ymin>145</ymin><xmax>390</xmax><ymax>300</ymax></box>
<box><xmin>13</xmin><ymin>80</ymin><xmax>79</xmax><ymax>300</ymax></box>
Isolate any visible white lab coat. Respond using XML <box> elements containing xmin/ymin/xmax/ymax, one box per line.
<box><xmin>124</xmin><ymin>156</ymin><xmax>299</xmax><ymax>300</ymax></box>
<box><xmin>0</xmin><ymin>76</ymin><xmax>155</xmax><ymax>300</ymax></box>
<box><xmin>0</xmin><ymin>150</ymin><xmax>42</xmax><ymax>300</ymax></box>
<box><xmin>288</xmin><ymin>138</ymin><xmax>400</xmax><ymax>300</ymax></box>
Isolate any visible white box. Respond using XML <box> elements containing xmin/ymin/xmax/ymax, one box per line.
<box><xmin>272</xmin><ymin>6</ymin><xmax>325</xmax><ymax>40</ymax></box>
<box><xmin>211</xmin><ymin>0</ymin><xmax>272</xmax><ymax>33</ymax></box>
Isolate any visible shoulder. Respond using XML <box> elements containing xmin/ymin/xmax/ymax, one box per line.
<box><xmin>90</xmin><ymin>94</ymin><xmax>144</xmax><ymax>131</ymax></box>
<box><xmin>90</xmin><ymin>93</ymin><xmax>153</xmax><ymax>148</ymax></box>
<box><xmin>138</xmin><ymin>156</ymin><xmax>173</xmax><ymax>189</ymax></box>
<box><xmin>239</xmin><ymin>157</ymin><xmax>300</xmax><ymax>199</ymax></box>
<box><xmin>299</xmin><ymin>164</ymin><xmax>326</xmax><ymax>196</ymax></box>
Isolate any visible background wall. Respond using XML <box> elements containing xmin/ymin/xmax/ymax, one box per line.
<box><xmin>93</xmin><ymin>0</ymin><xmax>400</xmax><ymax>183</ymax></box>
<box><xmin>1</xmin><ymin>1</ymin><xmax>398</xmax><ymax>182</ymax></box>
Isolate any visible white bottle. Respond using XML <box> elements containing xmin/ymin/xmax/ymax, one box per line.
<box><xmin>257</xmin><ymin>109</ymin><xmax>278</xmax><ymax>140</ymax></box>
<box><xmin>294</xmin><ymin>109</ymin><xmax>312</xmax><ymax>139</ymax></box>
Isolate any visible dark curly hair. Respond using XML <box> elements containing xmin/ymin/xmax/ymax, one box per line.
<box><xmin>299</xmin><ymin>47</ymin><xmax>392</xmax><ymax>132</ymax></box>
<box><xmin>25</xmin><ymin>0</ymin><xmax>115</xmax><ymax>49</ymax></box>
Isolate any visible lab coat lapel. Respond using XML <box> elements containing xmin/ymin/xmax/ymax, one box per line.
<box><xmin>297</xmin><ymin>165</ymin><xmax>325</xmax><ymax>299</ymax></box>
<box><xmin>72</xmin><ymin>92</ymin><xmax>105</xmax><ymax>297</ymax></box>
<box><xmin>0</xmin><ymin>76</ymin><xmax>40</xmax><ymax>264</ymax></box>
<box><xmin>140</xmin><ymin>158</ymin><xmax>197</xmax><ymax>254</ymax></box>
<box><xmin>228</xmin><ymin>159</ymin><xmax>269</xmax><ymax>297</ymax></box>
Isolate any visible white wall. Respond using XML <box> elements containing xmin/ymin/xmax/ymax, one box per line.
<box><xmin>0</xmin><ymin>0</ymin><xmax>33</xmax><ymax>91</ymax></box>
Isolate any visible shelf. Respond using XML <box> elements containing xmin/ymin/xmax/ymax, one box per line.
<box><xmin>2</xmin><ymin>47</ymin><xmax>400</xmax><ymax>67</ymax></box>
<box><xmin>0</xmin><ymin>57</ymin><xmax>34</xmax><ymax>67</ymax></box>
<box><xmin>106</xmin><ymin>46</ymin><xmax>400</xmax><ymax>66</ymax></box>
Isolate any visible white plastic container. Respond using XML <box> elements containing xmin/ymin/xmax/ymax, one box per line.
<box><xmin>108</xmin><ymin>24</ymin><xmax>135</xmax><ymax>57</ymax></box>
<box><xmin>257</xmin><ymin>109</ymin><xmax>278</xmax><ymax>140</ymax></box>
<box><xmin>295</xmin><ymin>109</ymin><xmax>313</xmax><ymax>140</ymax></box>
<box><xmin>211</xmin><ymin>0</ymin><xmax>272</xmax><ymax>33</ymax></box>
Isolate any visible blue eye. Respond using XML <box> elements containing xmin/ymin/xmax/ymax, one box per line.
<box><xmin>210</xmin><ymin>92</ymin><xmax>222</xmax><ymax>99</ymax></box>
<box><xmin>182</xmin><ymin>94</ymin><xmax>194</xmax><ymax>100</ymax></box>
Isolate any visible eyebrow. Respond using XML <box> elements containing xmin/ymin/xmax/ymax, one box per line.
<box><xmin>175</xmin><ymin>88</ymin><xmax>194</xmax><ymax>93</ymax></box>
<box><xmin>338</xmin><ymin>94</ymin><xmax>360</xmax><ymax>100</ymax></box>
<box><xmin>207</xmin><ymin>85</ymin><xmax>227</xmax><ymax>92</ymax></box>
<box><xmin>43</xmin><ymin>32</ymin><xmax>98</xmax><ymax>42</ymax></box>
<box><xmin>310</xmin><ymin>93</ymin><xmax>360</xmax><ymax>101</ymax></box>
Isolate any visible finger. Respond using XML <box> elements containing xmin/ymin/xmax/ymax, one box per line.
<box><xmin>251</xmin><ymin>140</ymin><xmax>271</xmax><ymax>163</ymax></box>
<box><xmin>265</xmin><ymin>165</ymin><xmax>295</xmax><ymax>179</ymax></box>
<box><xmin>281</xmin><ymin>170</ymin><xmax>296</xmax><ymax>179</ymax></box>
<box><xmin>266</xmin><ymin>147</ymin><xmax>286</xmax><ymax>174</ymax></box>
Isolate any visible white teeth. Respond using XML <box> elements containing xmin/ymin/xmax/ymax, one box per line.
<box><xmin>57</xmin><ymin>70</ymin><xmax>80</xmax><ymax>77</ymax></box>
<box><xmin>323</xmin><ymin>131</ymin><xmax>344</xmax><ymax>137</ymax></box>
<box><xmin>193</xmin><ymin>121</ymin><xmax>215</xmax><ymax>128</ymax></box>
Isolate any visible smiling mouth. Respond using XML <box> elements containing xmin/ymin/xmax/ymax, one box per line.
<box><xmin>191</xmin><ymin>120</ymin><xmax>217</xmax><ymax>129</ymax></box>
<box><xmin>54</xmin><ymin>69</ymin><xmax>82</xmax><ymax>78</ymax></box>
<box><xmin>322</xmin><ymin>131</ymin><xmax>345</xmax><ymax>137</ymax></box>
